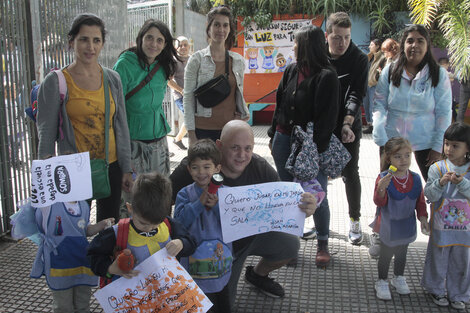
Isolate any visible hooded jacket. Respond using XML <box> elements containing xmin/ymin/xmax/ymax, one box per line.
<box><xmin>113</xmin><ymin>51</ymin><xmax>170</xmax><ymax>140</ymax></box>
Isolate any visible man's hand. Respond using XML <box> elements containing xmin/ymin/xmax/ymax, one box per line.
<box><xmin>298</xmin><ymin>192</ymin><xmax>317</xmax><ymax>217</ymax></box>
<box><xmin>341</xmin><ymin>125</ymin><xmax>355</xmax><ymax>143</ymax></box>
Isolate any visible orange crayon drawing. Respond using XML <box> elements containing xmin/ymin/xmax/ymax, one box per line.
<box><xmin>109</xmin><ymin>262</ymin><xmax>206</xmax><ymax>313</ymax></box>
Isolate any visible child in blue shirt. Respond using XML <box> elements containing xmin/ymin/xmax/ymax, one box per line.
<box><xmin>174</xmin><ymin>139</ymin><xmax>233</xmax><ymax>313</ymax></box>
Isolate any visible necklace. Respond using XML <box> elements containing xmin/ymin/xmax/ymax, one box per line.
<box><xmin>393</xmin><ymin>170</ymin><xmax>409</xmax><ymax>189</ymax></box>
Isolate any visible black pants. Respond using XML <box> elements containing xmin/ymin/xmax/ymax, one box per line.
<box><xmin>378</xmin><ymin>242</ymin><xmax>409</xmax><ymax>279</ymax></box>
<box><xmin>342</xmin><ymin>136</ymin><xmax>361</xmax><ymax>220</ymax></box>
<box><xmin>96</xmin><ymin>161</ymin><xmax>122</xmax><ymax>222</ymax></box>
<box><xmin>206</xmin><ymin>285</ymin><xmax>231</xmax><ymax>313</ymax></box>
<box><xmin>196</xmin><ymin>128</ymin><xmax>222</xmax><ymax>143</ymax></box>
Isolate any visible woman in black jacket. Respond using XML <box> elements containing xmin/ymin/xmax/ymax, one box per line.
<box><xmin>268</xmin><ymin>24</ymin><xmax>340</xmax><ymax>265</ymax></box>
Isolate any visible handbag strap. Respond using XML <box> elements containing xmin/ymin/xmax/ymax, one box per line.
<box><xmin>224</xmin><ymin>50</ymin><xmax>229</xmax><ymax>77</ymax></box>
<box><xmin>103</xmin><ymin>68</ymin><xmax>110</xmax><ymax>164</ymax></box>
<box><xmin>125</xmin><ymin>63</ymin><xmax>161</xmax><ymax>100</ymax></box>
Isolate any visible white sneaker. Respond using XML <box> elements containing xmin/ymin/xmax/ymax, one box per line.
<box><xmin>349</xmin><ymin>219</ymin><xmax>363</xmax><ymax>245</ymax></box>
<box><xmin>450</xmin><ymin>301</ymin><xmax>466</xmax><ymax>310</ymax></box>
<box><xmin>430</xmin><ymin>294</ymin><xmax>449</xmax><ymax>307</ymax></box>
<box><xmin>391</xmin><ymin>276</ymin><xmax>410</xmax><ymax>295</ymax></box>
<box><xmin>302</xmin><ymin>226</ymin><xmax>317</xmax><ymax>239</ymax></box>
<box><xmin>369</xmin><ymin>233</ymin><xmax>381</xmax><ymax>258</ymax></box>
<box><xmin>375</xmin><ymin>279</ymin><xmax>392</xmax><ymax>300</ymax></box>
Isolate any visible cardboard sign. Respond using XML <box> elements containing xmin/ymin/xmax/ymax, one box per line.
<box><xmin>94</xmin><ymin>249</ymin><xmax>212</xmax><ymax>313</ymax></box>
<box><xmin>30</xmin><ymin>152</ymin><xmax>92</xmax><ymax>207</ymax></box>
<box><xmin>218</xmin><ymin>182</ymin><xmax>306</xmax><ymax>243</ymax></box>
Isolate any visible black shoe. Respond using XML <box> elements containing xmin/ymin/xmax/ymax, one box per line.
<box><xmin>244</xmin><ymin>266</ymin><xmax>285</xmax><ymax>298</ymax></box>
<box><xmin>173</xmin><ymin>139</ymin><xmax>187</xmax><ymax>150</ymax></box>
<box><xmin>363</xmin><ymin>125</ymin><xmax>373</xmax><ymax>134</ymax></box>
<box><xmin>302</xmin><ymin>226</ymin><xmax>317</xmax><ymax>240</ymax></box>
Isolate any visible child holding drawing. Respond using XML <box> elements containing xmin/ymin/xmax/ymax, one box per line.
<box><xmin>174</xmin><ymin>139</ymin><xmax>233</xmax><ymax>313</ymax></box>
<box><xmin>29</xmin><ymin>200</ymin><xmax>114</xmax><ymax>313</ymax></box>
<box><xmin>87</xmin><ymin>172</ymin><xmax>196</xmax><ymax>281</ymax></box>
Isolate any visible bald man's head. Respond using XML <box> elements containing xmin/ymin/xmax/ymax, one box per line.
<box><xmin>220</xmin><ymin>120</ymin><xmax>254</xmax><ymax>142</ymax></box>
<box><xmin>216</xmin><ymin>120</ymin><xmax>254</xmax><ymax>179</ymax></box>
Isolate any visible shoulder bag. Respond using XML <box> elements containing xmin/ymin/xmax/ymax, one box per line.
<box><xmin>90</xmin><ymin>68</ymin><xmax>112</xmax><ymax>200</ymax></box>
<box><xmin>125</xmin><ymin>63</ymin><xmax>161</xmax><ymax>101</ymax></box>
<box><xmin>194</xmin><ymin>50</ymin><xmax>231</xmax><ymax>108</ymax></box>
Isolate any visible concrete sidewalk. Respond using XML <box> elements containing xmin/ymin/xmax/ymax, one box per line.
<box><xmin>0</xmin><ymin>126</ymin><xmax>468</xmax><ymax>313</ymax></box>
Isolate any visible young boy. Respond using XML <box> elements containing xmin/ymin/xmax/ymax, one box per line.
<box><xmin>88</xmin><ymin>172</ymin><xmax>196</xmax><ymax>280</ymax></box>
<box><xmin>174</xmin><ymin>139</ymin><xmax>233</xmax><ymax>313</ymax></box>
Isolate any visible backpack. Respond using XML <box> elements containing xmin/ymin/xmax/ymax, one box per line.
<box><xmin>26</xmin><ymin>70</ymin><xmax>67</xmax><ymax>123</ymax></box>
<box><xmin>99</xmin><ymin>217</ymin><xmax>172</xmax><ymax>288</ymax></box>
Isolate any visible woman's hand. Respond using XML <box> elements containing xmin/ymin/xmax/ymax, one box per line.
<box><xmin>122</xmin><ymin>172</ymin><xmax>133</xmax><ymax>193</ymax></box>
<box><xmin>298</xmin><ymin>192</ymin><xmax>317</xmax><ymax>217</ymax></box>
<box><xmin>426</xmin><ymin>150</ymin><xmax>441</xmax><ymax>167</ymax></box>
<box><xmin>188</xmin><ymin>130</ymin><xmax>198</xmax><ymax>147</ymax></box>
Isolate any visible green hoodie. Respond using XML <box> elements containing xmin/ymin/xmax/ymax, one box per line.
<box><xmin>113</xmin><ymin>51</ymin><xmax>170</xmax><ymax>140</ymax></box>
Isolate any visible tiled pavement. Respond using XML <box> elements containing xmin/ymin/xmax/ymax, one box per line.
<box><xmin>0</xmin><ymin>125</ymin><xmax>468</xmax><ymax>313</ymax></box>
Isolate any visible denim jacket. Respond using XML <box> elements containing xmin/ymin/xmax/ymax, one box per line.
<box><xmin>372</xmin><ymin>64</ymin><xmax>451</xmax><ymax>152</ymax></box>
<box><xmin>183</xmin><ymin>46</ymin><xmax>249</xmax><ymax>130</ymax></box>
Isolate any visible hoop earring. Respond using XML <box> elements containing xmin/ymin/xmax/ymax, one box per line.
<box><xmin>466</xmin><ymin>152</ymin><xmax>470</xmax><ymax>161</ymax></box>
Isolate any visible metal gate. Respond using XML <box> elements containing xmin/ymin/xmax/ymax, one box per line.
<box><xmin>0</xmin><ymin>0</ymin><xmax>127</xmax><ymax>236</ymax></box>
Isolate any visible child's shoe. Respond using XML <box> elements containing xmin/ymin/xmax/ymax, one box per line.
<box><xmin>430</xmin><ymin>294</ymin><xmax>449</xmax><ymax>307</ymax></box>
<box><xmin>391</xmin><ymin>276</ymin><xmax>410</xmax><ymax>295</ymax></box>
<box><xmin>450</xmin><ymin>301</ymin><xmax>465</xmax><ymax>310</ymax></box>
<box><xmin>375</xmin><ymin>279</ymin><xmax>392</xmax><ymax>300</ymax></box>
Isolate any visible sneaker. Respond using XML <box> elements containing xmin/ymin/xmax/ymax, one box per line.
<box><xmin>391</xmin><ymin>276</ymin><xmax>410</xmax><ymax>295</ymax></box>
<box><xmin>430</xmin><ymin>294</ymin><xmax>449</xmax><ymax>307</ymax></box>
<box><xmin>169</xmin><ymin>152</ymin><xmax>175</xmax><ymax>158</ymax></box>
<box><xmin>451</xmin><ymin>301</ymin><xmax>466</xmax><ymax>310</ymax></box>
<box><xmin>369</xmin><ymin>233</ymin><xmax>381</xmax><ymax>259</ymax></box>
<box><xmin>244</xmin><ymin>266</ymin><xmax>285</xmax><ymax>298</ymax></box>
<box><xmin>173</xmin><ymin>139</ymin><xmax>187</xmax><ymax>150</ymax></box>
<box><xmin>363</xmin><ymin>125</ymin><xmax>373</xmax><ymax>134</ymax></box>
<box><xmin>302</xmin><ymin>226</ymin><xmax>317</xmax><ymax>240</ymax></box>
<box><xmin>375</xmin><ymin>279</ymin><xmax>392</xmax><ymax>300</ymax></box>
<box><xmin>315</xmin><ymin>239</ymin><xmax>330</xmax><ymax>267</ymax></box>
<box><xmin>349</xmin><ymin>218</ymin><xmax>363</xmax><ymax>245</ymax></box>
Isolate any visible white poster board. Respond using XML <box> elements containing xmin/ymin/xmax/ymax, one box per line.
<box><xmin>243</xmin><ymin>19</ymin><xmax>312</xmax><ymax>74</ymax></box>
<box><xmin>30</xmin><ymin>152</ymin><xmax>92</xmax><ymax>207</ymax></box>
<box><xmin>94</xmin><ymin>249</ymin><xmax>212</xmax><ymax>313</ymax></box>
<box><xmin>218</xmin><ymin>182</ymin><xmax>306</xmax><ymax>243</ymax></box>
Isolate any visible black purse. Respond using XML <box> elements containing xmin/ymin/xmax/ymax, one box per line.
<box><xmin>194</xmin><ymin>50</ymin><xmax>230</xmax><ymax>108</ymax></box>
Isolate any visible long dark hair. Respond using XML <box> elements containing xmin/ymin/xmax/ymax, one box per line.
<box><xmin>123</xmin><ymin>19</ymin><xmax>178</xmax><ymax>79</ymax></box>
<box><xmin>390</xmin><ymin>24</ymin><xmax>440</xmax><ymax>88</ymax></box>
<box><xmin>206</xmin><ymin>6</ymin><xmax>236</xmax><ymax>50</ymax></box>
<box><xmin>295</xmin><ymin>25</ymin><xmax>332</xmax><ymax>77</ymax></box>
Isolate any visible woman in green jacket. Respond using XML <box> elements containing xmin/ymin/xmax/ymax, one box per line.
<box><xmin>114</xmin><ymin>19</ymin><xmax>179</xmax><ymax>179</ymax></box>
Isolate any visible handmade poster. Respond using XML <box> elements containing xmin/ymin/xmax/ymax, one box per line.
<box><xmin>94</xmin><ymin>249</ymin><xmax>212</xmax><ymax>313</ymax></box>
<box><xmin>30</xmin><ymin>152</ymin><xmax>92</xmax><ymax>207</ymax></box>
<box><xmin>243</xmin><ymin>19</ymin><xmax>312</xmax><ymax>74</ymax></box>
<box><xmin>218</xmin><ymin>182</ymin><xmax>306</xmax><ymax>243</ymax></box>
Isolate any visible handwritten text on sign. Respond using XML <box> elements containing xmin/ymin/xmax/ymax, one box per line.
<box><xmin>218</xmin><ymin>182</ymin><xmax>306</xmax><ymax>243</ymax></box>
<box><xmin>30</xmin><ymin>152</ymin><xmax>92</xmax><ymax>207</ymax></box>
<box><xmin>94</xmin><ymin>249</ymin><xmax>212</xmax><ymax>313</ymax></box>
<box><xmin>244</xmin><ymin>19</ymin><xmax>312</xmax><ymax>47</ymax></box>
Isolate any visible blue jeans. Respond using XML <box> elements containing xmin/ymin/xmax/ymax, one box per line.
<box><xmin>363</xmin><ymin>85</ymin><xmax>376</xmax><ymax>124</ymax></box>
<box><xmin>271</xmin><ymin>131</ymin><xmax>330</xmax><ymax>239</ymax></box>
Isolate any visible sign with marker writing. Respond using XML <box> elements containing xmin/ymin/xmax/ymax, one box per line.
<box><xmin>94</xmin><ymin>249</ymin><xmax>212</xmax><ymax>313</ymax></box>
<box><xmin>30</xmin><ymin>152</ymin><xmax>92</xmax><ymax>207</ymax></box>
<box><xmin>218</xmin><ymin>182</ymin><xmax>306</xmax><ymax>243</ymax></box>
